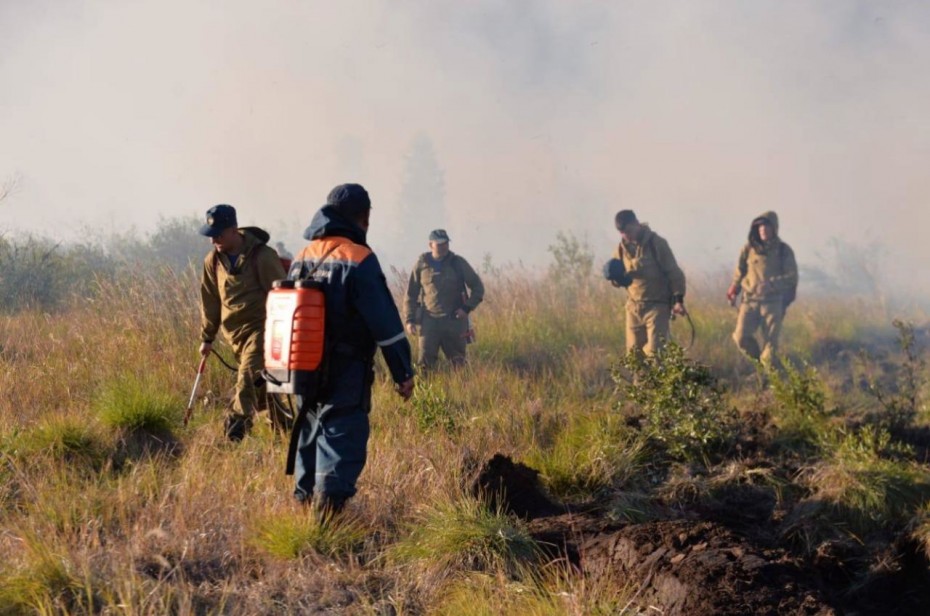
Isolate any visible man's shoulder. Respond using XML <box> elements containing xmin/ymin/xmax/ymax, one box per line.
<box><xmin>303</xmin><ymin>236</ymin><xmax>373</xmax><ymax>264</ymax></box>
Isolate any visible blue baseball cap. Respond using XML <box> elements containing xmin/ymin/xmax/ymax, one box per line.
<box><xmin>325</xmin><ymin>183</ymin><xmax>371</xmax><ymax>217</ymax></box>
<box><xmin>199</xmin><ymin>204</ymin><xmax>238</xmax><ymax>237</ymax></box>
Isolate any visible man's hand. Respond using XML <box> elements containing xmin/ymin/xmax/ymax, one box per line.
<box><xmin>672</xmin><ymin>302</ymin><xmax>687</xmax><ymax>317</ymax></box>
<box><xmin>405</xmin><ymin>323</ymin><xmax>419</xmax><ymax>336</ymax></box>
<box><xmin>199</xmin><ymin>341</ymin><xmax>212</xmax><ymax>357</ymax></box>
<box><xmin>726</xmin><ymin>284</ymin><xmax>739</xmax><ymax>305</ymax></box>
<box><xmin>395</xmin><ymin>378</ymin><xmax>415</xmax><ymax>401</ymax></box>
<box><xmin>454</xmin><ymin>308</ymin><xmax>468</xmax><ymax>320</ymax></box>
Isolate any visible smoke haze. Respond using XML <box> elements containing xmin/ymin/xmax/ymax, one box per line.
<box><xmin>1</xmin><ymin>0</ymin><xmax>928</xmax><ymax>293</ymax></box>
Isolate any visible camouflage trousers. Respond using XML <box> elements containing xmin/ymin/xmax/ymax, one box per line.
<box><xmin>418</xmin><ymin>314</ymin><xmax>469</xmax><ymax>369</ymax></box>
<box><xmin>625</xmin><ymin>301</ymin><xmax>671</xmax><ymax>356</ymax></box>
<box><xmin>733</xmin><ymin>301</ymin><xmax>784</xmax><ymax>368</ymax></box>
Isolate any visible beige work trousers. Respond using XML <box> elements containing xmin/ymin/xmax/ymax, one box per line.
<box><xmin>625</xmin><ymin>302</ymin><xmax>671</xmax><ymax>356</ymax></box>
<box><xmin>733</xmin><ymin>301</ymin><xmax>784</xmax><ymax>368</ymax></box>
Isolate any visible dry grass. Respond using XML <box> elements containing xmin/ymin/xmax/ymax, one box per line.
<box><xmin>0</xmin><ymin>266</ymin><xmax>927</xmax><ymax>613</ymax></box>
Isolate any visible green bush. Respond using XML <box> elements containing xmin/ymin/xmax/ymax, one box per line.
<box><xmin>768</xmin><ymin>360</ymin><xmax>833</xmax><ymax>452</ymax></box>
<box><xmin>614</xmin><ymin>343</ymin><xmax>737</xmax><ymax>462</ymax></box>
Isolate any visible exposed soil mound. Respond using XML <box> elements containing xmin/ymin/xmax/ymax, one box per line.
<box><xmin>580</xmin><ymin>520</ymin><xmax>832</xmax><ymax>615</ymax></box>
<box><xmin>472</xmin><ymin>454</ymin><xmax>564</xmax><ymax>519</ymax></box>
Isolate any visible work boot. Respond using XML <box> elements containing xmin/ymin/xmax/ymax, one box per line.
<box><xmin>224</xmin><ymin>414</ymin><xmax>252</xmax><ymax>442</ymax></box>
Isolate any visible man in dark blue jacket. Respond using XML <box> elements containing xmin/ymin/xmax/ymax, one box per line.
<box><xmin>289</xmin><ymin>183</ymin><xmax>415</xmax><ymax>518</ymax></box>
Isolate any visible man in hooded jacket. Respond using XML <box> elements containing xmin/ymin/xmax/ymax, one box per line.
<box><xmin>199</xmin><ymin>204</ymin><xmax>287</xmax><ymax>440</ymax></box>
<box><xmin>612</xmin><ymin>210</ymin><xmax>687</xmax><ymax>356</ymax></box>
<box><xmin>727</xmin><ymin>211</ymin><xmax>798</xmax><ymax>369</ymax></box>
<box><xmin>289</xmin><ymin>183</ymin><xmax>415</xmax><ymax>518</ymax></box>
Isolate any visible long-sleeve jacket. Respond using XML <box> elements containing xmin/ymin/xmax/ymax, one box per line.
<box><xmin>200</xmin><ymin>227</ymin><xmax>286</xmax><ymax>347</ymax></box>
<box><xmin>612</xmin><ymin>225</ymin><xmax>686</xmax><ymax>305</ymax></box>
<box><xmin>290</xmin><ymin>207</ymin><xmax>414</xmax><ymax>408</ymax></box>
<box><xmin>731</xmin><ymin>211</ymin><xmax>798</xmax><ymax>304</ymax></box>
<box><xmin>404</xmin><ymin>252</ymin><xmax>484</xmax><ymax>322</ymax></box>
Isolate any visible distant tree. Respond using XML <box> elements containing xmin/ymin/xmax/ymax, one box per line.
<box><xmin>0</xmin><ymin>174</ymin><xmax>19</xmax><ymax>204</ymax></box>
<box><xmin>397</xmin><ymin>134</ymin><xmax>447</xmax><ymax>242</ymax></box>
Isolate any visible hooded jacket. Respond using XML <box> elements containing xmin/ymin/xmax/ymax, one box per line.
<box><xmin>201</xmin><ymin>227</ymin><xmax>286</xmax><ymax>347</ymax></box>
<box><xmin>731</xmin><ymin>211</ymin><xmax>798</xmax><ymax>304</ymax></box>
<box><xmin>612</xmin><ymin>225</ymin><xmax>686</xmax><ymax>304</ymax></box>
<box><xmin>290</xmin><ymin>207</ymin><xmax>413</xmax><ymax>407</ymax></box>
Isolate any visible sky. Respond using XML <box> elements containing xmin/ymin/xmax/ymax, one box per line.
<box><xmin>1</xmin><ymin>0</ymin><xmax>928</xmax><ymax>294</ymax></box>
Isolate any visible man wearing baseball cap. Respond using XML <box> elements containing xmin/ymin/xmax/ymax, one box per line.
<box><xmin>288</xmin><ymin>183</ymin><xmax>415</xmax><ymax>520</ymax></box>
<box><xmin>198</xmin><ymin>204</ymin><xmax>286</xmax><ymax>440</ymax></box>
<box><xmin>404</xmin><ymin>228</ymin><xmax>485</xmax><ymax>369</ymax></box>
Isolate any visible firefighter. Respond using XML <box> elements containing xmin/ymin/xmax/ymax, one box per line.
<box><xmin>289</xmin><ymin>184</ymin><xmax>415</xmax><ymax>519</ymax></box>
<box><xmin>199</xmin><ymin>204</ymin><xmax>286</xmax><ymax>441</ymax></box>
<box><xmin>612</xmin><ymin>210</ymin><xmax>687</xmax><ymax>356</ymax></box>
<box><xmin>404</xmin><ymin>229</ymin><xmax>485</xmax><ymax>369</ymax></box>
<box><xmin>727</xmin><ymin>211</ymin><xmax>798</xmax><ymax>370</ymax></box>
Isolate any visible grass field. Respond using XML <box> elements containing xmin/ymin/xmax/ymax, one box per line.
<box><xmin>1</xmin><ymin>264</ymin><xmax>928</xmax><ymax>614</ymax></box>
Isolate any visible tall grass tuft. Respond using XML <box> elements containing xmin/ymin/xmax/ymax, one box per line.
<box><xmin>249</xmin><ymin>512</ymin><xmax>367</xmax><ymax>560</ymax></box>
<box><xmin>803</xmin><ymin>425</ymin><xmax>930</xmax><ymax>534</ymax></box>
<box><xmin>0</xmin><ymin>540</ymin><xmax>98</xmax><ymax>614</ymax></box>
<box><xmin>391</xmin><ymin>495</ymin><xmax>541</xmax><ymax>576</ymax></box>
<box><xmin>93</xmin><ymin>377</ymin><xmax>181</xmax><ymax>434</ymax></box>
<box><xmin>11</xmin><ymin>417</ymin><xmax>110</xmax><ymax>471</ymax></box>
<box><xmin>526</xmin><ymin>411</ymin><xmax>646</xmax><ymax>500</ymax></box>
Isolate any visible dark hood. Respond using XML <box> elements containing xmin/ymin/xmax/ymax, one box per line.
<box><xmin>240</xmin><ymin>226</ymin><xmax>270</xmax><ymax>245</ymax></box>
<box><xmin>748</xmin><ymin>210</ymin><xmax>780</xmax><ymax>251</ymax></box>
<box><xmin>302</xmin><ymin>206</ymin><xmax>368</xmax><ymax>245</ymax></box>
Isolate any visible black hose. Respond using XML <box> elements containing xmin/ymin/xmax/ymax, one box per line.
<box><xmin>211</xmin><ymin>348</ymin><xmax>239</xmax><ymax>372</ymax></box>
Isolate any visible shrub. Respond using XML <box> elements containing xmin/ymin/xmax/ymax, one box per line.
<box><xmin>861</xmin><ymin>319</ymin><xmax>926</xmax><ymax>430</ymax></box>
<box><xmin>768</xmin><ymin>360</ymin><xmax>833</xmax><ymax>452</ymax></box>
<box><xmin>614</xmin><ymin>343</ymin><xmax>737</xmax><ymax>462</ymax></box>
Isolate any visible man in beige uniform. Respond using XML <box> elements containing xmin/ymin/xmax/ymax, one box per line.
<box><xmin>199</xmin><ymin>204</ymin><xmax>286</xmax><ymax>440</ymax></box>
<box><xmin>404</xmin><ymin>229</ymin><xmax>484</xmax><ymax>369</ymax></box>
<box><xmin>727</xmin><ymin>211</ymin><xmax>798</xmax><ymax>369</ymax></box>
<box><xmin>612</xmin><ymin>210</ymin><xmax>687</xmax><ymax>356</ymax></box>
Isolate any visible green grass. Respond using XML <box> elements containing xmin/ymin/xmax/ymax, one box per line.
<box><xmin>804</xmin><ymin>425</ymin><xmax>930</xmax><ymax>534</ymax></box>
<box><xmin>391</xmin><ymin>495</ymin><xmax>541</xmax><ymax>575</ymax></box>
<box><xmin>10</xmin><ymin>417</ymin><xmax>110</xmax><ymax>471</ymax></box>
<box><xmin>93</xmin><ymin>377</ymin><xmax>181</xmax><ymax>434</ymax></box>
<box><xmin>526</xmin><ymin>410</ymin><xmax>647</xmax><ymax>500</ymax></box>
<box><xmin>249</xmin><ymin>512</ymin><xmax>367</xmax><ymax>560</ymax></box>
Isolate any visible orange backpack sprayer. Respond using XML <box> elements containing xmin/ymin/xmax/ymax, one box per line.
<box><xmin>263</xmin><ymin>279</ymin><xmax>326</xmax><ymax>398</ymax></box>
<box><xmin>262</xmin><ymin>243</ymin><xmax>338</xmax><ymax>475</ymax></box>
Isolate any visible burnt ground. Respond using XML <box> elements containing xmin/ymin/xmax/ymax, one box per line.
<box><xmin>473</xmin><ymin>454</ymin><xmax>930</xmax><ymax>616</ymax></box>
